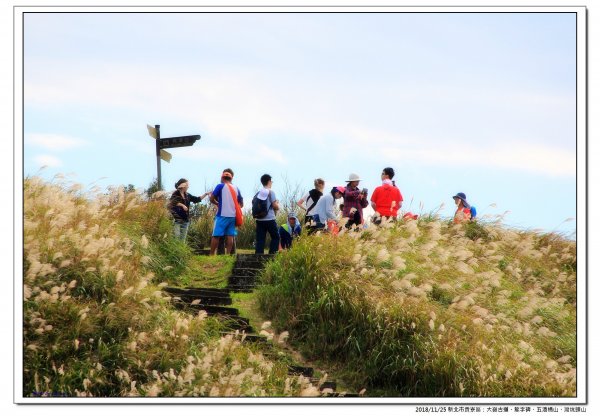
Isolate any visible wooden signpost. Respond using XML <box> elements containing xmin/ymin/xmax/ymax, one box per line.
<box><xmin>147</xmin><ymin>124</ymin><xmax>200</xmax><ymax>190</ymax></box>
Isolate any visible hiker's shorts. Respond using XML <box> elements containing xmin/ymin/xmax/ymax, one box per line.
<box><xmin>212</xmin><ymin>216</ymin><xmax>237</xmax><ymax>237</ymax></box>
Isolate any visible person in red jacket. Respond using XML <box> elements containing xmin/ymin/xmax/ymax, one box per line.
<box><xmin>370</xmin><ymin>167</ymin><xmax>403</xmax><ymax>225</ymax></box>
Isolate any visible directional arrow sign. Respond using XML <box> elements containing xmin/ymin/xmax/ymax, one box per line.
<box><xmin>158</xmin><ymin>135</ymin><xmax>200</xmax><ymax>149</ymax></box>
<box><xmin>160</xmin><ymin>149</ymin><xmax>172</xmax><ymax>163</ymax></box>
<box><xmin>147</xmin><ymin>124</ymin><xmax>158</xmax><ymax>139</ymax></box>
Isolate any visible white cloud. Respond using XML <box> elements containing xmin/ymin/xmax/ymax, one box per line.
<box><xmin>27</xmin><ymin>133</ymin><xmax>88</xmax><ymax>151</ymax></box>
<box><xmin>384</xmin><ymin>140</ymin><xmax>575</xmax><ymax>178</ymax></box>
<box><xmin>24</xmin><ymin>65</ymin><xmax>575</xmax><ymax>178</ymax></box>
<box><xmin>33</xmin><ymin>154</ymin><xmax>62</xmax><ymax>168</ymax></box>
<box><xmin>174</xmin><ymin>143</ymin><xmax>287</xmax><ymax>166</ymax></box>
<box><xmin>113</xmin><ymin>138</ymin><xmax>154</xmax><ymax>155</ymax></box>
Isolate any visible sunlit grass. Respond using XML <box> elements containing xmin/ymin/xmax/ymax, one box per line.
<box><xmin>257</xmin><ymin>216</ymin><xmax>577</xmax><ymax>397</ymax></box>
<box><xmin>23</xmin><ymin>176</ymin><xmax>321</xmax><ymax>397</ymax></box>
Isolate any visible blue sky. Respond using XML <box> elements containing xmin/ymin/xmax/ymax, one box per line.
<box><xmin>22</xmin><ymin>12</ymin><xmax>577</xmax><ymax>235</ymax></box>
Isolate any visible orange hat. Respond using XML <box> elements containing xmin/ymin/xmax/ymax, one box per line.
<box><xmin>221</xmin><ymin>171</ymin><xmax>233</xmax><ymax>179</ymax></box>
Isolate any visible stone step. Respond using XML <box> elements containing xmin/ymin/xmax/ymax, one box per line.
<box><xmin>234</xmin><ymin>264</ymin><xmax>264</xmax><ymax>272</ymax></box>
<box><xmin>228</xmin><ymin>275</ymin><xmax>259</xmax><ymax>287</ymax></box>
<box><xmin>221</xmin><ymin>332</ymin><xmax>268</xmax><ymax>343</ymax></box>
<box><xmin>230</xmin><ymin>267</ymin><xmax>262</xmax><ymax>277</ymax></box>
<box><xmin>326</xmin><ymin>392</ymin><xmax>360</xmax><ymax>397</ymax></box>
<box><xmin>164</xmin><ymin>286</ymin><xmax>231</xmax><ymax>296</ymax></box>
<box><xmin>311</xmin><ymin>379</ymin><xmax>337</xmax><ymax>391</ymax></box>
<box><xmin>221</xmin><ymin>316</ymin><xmax>253</xmax><ymax>332</ymax></box>
<box><xmin>173</xmin><ymin>301</ymin><xmax>240</xmax><ymax>316</ymax></box>
<box><xmin>226</xmin><ymin>285</ymin><xmax>256</xmax><ymax>293</ymax></box>
<box><xmin>287</xmin><ymin>365</ymin><xmax>314</xmax><ymax>378</ymax></box>
<box><xmin>236</xmin><ymin>254</ymin><xmax>274</xmax><ymax>261</ymax></box>
<box><xmin>163</xmin><ymin>288</ymin><xmax>232</xmax><ymax>306</ymax></box>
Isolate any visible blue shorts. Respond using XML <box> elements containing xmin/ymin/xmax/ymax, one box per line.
<box><xmin>212</xmin><ymin>216</ymin><xmax>237</xmax><ymax>237</ymax></box>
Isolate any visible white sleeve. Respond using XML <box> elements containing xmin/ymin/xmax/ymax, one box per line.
<box><xmin>300</xmin><ymin>192</ymin><xmax>310</xmax><ymax>207</ymax></box>
<box><xmin>326</xmin><ymin>196</ymin><xmax>336</xmax><ymax>220</ymax></box>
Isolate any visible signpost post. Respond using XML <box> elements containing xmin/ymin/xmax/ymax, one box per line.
<box><xmin>147</xmin><ymin>124</ymin><xmax>200</xmax><ymax>190</ymax></box>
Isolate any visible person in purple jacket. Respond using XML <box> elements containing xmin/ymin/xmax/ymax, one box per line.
<box><xmin>342</xmin><ymin>173</ymin><xmax>369</xmax><ymax>229</ymax></box>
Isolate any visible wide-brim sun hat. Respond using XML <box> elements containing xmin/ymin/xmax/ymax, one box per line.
<box><xmin>346</xmin><ymin>173</ymin><xmax>361</xmax><ymax>182</ymax></box>
<box><xmin>452</xmin><ymin>192</ymin><xmax>470</xmax><ymax>208</ymax></box>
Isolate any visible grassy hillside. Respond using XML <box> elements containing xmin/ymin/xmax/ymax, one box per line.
<box><xmin>257</xmin><ymin>217</ymin><xmax>577</xmax><ymax>397</ymax></box>
<box><xmin>22</xmin><ymin>176</ymin><xmax>320</xmax><ymax>397</ymax></box>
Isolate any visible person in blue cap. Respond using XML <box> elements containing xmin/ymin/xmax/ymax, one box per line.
<box><xmin>452</xmin><ymin>192</ymin><xmax>474</xmax><ymax>224</ymax></box>
<box><xmin>279</xmin><ymin>212</ymin><xmax>301</xmax><ymax>249</ymax></box>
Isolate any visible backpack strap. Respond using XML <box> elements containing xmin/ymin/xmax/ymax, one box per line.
<box><xmin>225</xmin><ymin>183</ymin><xmax>243</xmax><ymax>226</ymax></box>
<box><xmin>266</xmin><ymin>190</ymin><xmax>272</xmax><ymax>212</ymax></box>
<box><xmin>306</xmin><ymin>189</ymin><xmax>321</xmax><ymax>214</ymax></box>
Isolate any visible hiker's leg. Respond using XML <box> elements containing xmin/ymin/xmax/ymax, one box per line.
<box><xmin>210</xmin><ymin>237</ymin><xmax>219</xmax><ymax>255</ymax></box>
<box><xmin>173</xmin><ymin>221</ymin><xmax>182</xmax><ymax>240</ymax></box>
<box><xmin>267</xmin><ymin>220</ymin><xmax>280</xmax><ymax>254</ymax></box>
<box><xmin>255</xmin><ymin>221</ymin><xmax>267</xmax><ymax>254</ymax></box>
<box><xmin>211</xmin><ymin>217</ymin><xmax>225</xmax><ymax>255</ymax></box>
<box><xmin>217</xmin><ymin>237</ymin><xmax>225</xmax><ymax>255</ymax></box>
<box><xmin>225</xmin><ymin>236</ymin><xmax>234</xmax><ymax>254</ymax></box>
<box><xmin>180</xmin><ymin>221</ymin><xmax>190</xmax><ymax>241</ymax></box>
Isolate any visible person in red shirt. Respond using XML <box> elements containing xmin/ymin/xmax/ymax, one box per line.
<box><xmin>370</xmin><ymin>167</ymin><xmax>403</xmax><ymax>225</ymax></box>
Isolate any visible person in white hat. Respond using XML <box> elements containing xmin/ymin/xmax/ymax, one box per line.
<box><xmin>342</xmin><ymin>173</ymin><xmax>369</xmax><ymax>229</ymax></box>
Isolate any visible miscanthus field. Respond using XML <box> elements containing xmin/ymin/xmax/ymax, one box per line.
<box><xmin>23</xmin><ymin>176</ymin><xmax>320</xmax><ymax>398</ymax></box>
<box><xmin>23</xmin><ymin>176</ymin><xmax>577</xmax><ymax>397</ymax></box>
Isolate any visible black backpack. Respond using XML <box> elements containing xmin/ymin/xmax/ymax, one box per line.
<box><xmin>251</xmin><ymin>191</ymin><xmax>270</xmax><ymax>219</ymax></box>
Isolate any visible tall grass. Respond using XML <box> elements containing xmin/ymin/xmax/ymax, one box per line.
<box><xmin>23</xmin><ymin>176</ymin><xmax>320</xmax><ymax>397</ymax></box>
<box><xmin>257</xmin><ymin>217</ymin><xmax>577</xmax><ymax>396</ymax></box>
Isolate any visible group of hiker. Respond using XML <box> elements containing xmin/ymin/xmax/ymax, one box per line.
<box><xmin>167</xmin><ymin>167</ymin><xmax>476</xmax><ymax>255</ymax></box>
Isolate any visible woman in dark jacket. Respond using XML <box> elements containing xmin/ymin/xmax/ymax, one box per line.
<box><xmin>168</xmin><ymin>178</ymin><xmax>210</xmax><ymax>241</ymax></box>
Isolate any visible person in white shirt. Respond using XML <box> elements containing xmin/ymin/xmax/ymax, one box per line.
<box><xmin>309</xmin><ymin>186</ymin><xmax>345</xmax><ymax>233</ymax></box>
<box><xmin>209</xmin><ymin>169</ymin><xmax>243</xmax><ymax>255</ymax></box>
<box><xmin>254</xmin><ymin>174</ymin><xmax>280</xmax><ymax>254</ymax></box>
<box><xmin>297</xmin><ymin>178</ymin><xmax>325</xmax><ymax>224</ymax></box>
